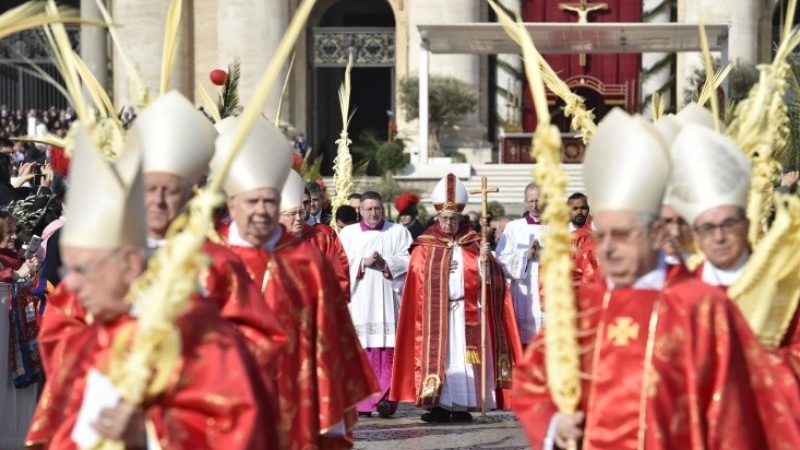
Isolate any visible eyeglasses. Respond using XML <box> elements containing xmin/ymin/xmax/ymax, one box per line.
<box><xmin>58</xmin><ymin>249</ymin><xmax>119</xmax><ymax>280</ymax></box>
<box><xmin>694</xmin><ymin>217</ymin><xmax>745</xmax><ymax>239</ymax></box>
<box><xmin>281</xmin><ymin>209</ymin><xmax>306</xmax><ymax>219</ymax></box>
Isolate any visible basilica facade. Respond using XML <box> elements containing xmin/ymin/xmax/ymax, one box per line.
<box><xmin>3</xmin><ymin>0</ymin><xmax>789</xmax><ymax>173</ymax></box>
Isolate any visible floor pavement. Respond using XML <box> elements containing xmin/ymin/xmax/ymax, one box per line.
<box><xmin>353</xmin><ymin>403</ymin><xmax>530</xmax><ymax>450</ymax></box>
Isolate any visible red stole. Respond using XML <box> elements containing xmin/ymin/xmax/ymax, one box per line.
<box><xmin>391</xmin><ymin>223</ymin><xmax>522</xmax><ymax>408</ymax></box>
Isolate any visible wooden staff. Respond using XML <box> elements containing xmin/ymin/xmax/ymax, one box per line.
<box><xmin>469</xmin><ymin>176</ymin><xmax>499</xmax><ymax>421</ymax></box>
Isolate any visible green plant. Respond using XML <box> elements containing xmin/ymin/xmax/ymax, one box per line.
<box><xmin>398</xmin><ymin>75</ymin><xmax>478</xmax><ymax>156</ymax></box>
<box><xmin>683</xmin><ymin>58</ymin><xmax>759</xmax><ymax>107</ymax></box>
<box><xmin>450</xmin><ymin>151</ymin><xmax>467</xmax><ymax>163</ymax></box>
<box><xmin>488</xmin><ymin>201</ymin><xmax>505</xmax><ymax>218</ymax></box>
<box><xmin>375</xmin><ymin>140</ymin><xmax>408</xmax><ymax>174</ymax></box>
<box><xmin>351</xmin><ymin>129</ymin><xmax>408</xmax><ymax>176</ymax></box>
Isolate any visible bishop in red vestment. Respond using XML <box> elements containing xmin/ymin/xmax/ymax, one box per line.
<box><xmin>27</xmin><ymin>93</ymin><xmax>287</xmax><ymax>448</ymax></box>
<box><xmin>277</xmin><ymin>170</ymin><xmax>350</xmax><ymax>298</ymax></box>
<box><xmin>213</xmin><ymin>116</ymin><xmax>378</xmax><ymax>450</ymax></box>
<box><xmin>667</xmin><ymin>123</ymin><xmax>800</xmax><ymax>422</ymax></box>
<box><xmin>34</xmin><ymin>121</ymin><xmax>279</xmax><ymax>449</ymax></box>
<box><xmin>390</xmin><ymin>174</ymin><xmax>522</xmax><ymax>423</ymax></box>
<box><xmin>514</xmin><ymin>110</ymin><xmax>800</xmax><ymax>450</ymax></box>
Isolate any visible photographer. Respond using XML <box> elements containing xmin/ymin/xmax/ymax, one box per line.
<box><xmin>0</xmin><ymin>153</ymin><xmax>52</xmax><ymax>209</ymax></box>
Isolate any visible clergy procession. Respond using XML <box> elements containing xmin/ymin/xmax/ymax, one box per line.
<box><xmin>4</xmin><ymin>0</ymin><xmax>800</xmax><ymax>449</ymax></box>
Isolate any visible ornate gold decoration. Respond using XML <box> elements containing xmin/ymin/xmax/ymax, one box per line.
<box><xmin>607</xmin><ymin>316</ymin><xmax>640</xmax><ymax>346</ymax></box>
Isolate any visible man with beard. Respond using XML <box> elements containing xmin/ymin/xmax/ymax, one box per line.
<box><xmin>390</xmin><ymin>174</ymin><xmax>522</xmax><ymax>423</ymax></box>
<box><xmin>567</xmin><ymin>192</ymin><xmax>597</xmax><ymax>287</ymax></box>
<box><xmin>495</xmin><ymin>182</ymin><xmax>546</xmax><ymax>344</ymax></box>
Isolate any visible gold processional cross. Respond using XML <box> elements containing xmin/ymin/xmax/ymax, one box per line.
<box><xmin>559</xmin><ymin>0</ymin><xmax>609</xmax><ymax>66</ymax></box>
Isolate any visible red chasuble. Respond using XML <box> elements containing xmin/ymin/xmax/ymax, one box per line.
<box><xmin>219</xmin><ymin>224</ymin><xmax>379</xmax><ymax>450</ymax></box>
<box><xmin>389</xmin><ymin>223</ymin><xmax>522</xmax><ymax>408</ymax></box>
<box><xmin>46</xmin><ymin>303</ymin><xmax>276</xmax><ymax>449</ymax></box>
<box><xmin>513</xmin><ymin>275</ymin><xmax>800</xmax><ymax>450</ymax></box>
<box><xmin>26</xmin><ymin>241</ymin><xmax>287</xmax><ymax>448</ymax></box>
<box><xmin>693</xmin><ymin>260</ymin><xmax>800</xmax><ymax>422</ymax></box>
<box><xmin>300</xmin><ymin>223</ymin><xmax>350</xmax><ymax>300</ymax></box>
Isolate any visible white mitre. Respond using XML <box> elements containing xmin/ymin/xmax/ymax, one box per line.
<box><xmin>654</xmin><ymin>103</ymin><xmax>721</xmax><ymax>143</ymax></box>
<box><xmin>210</xmin><ymin>116</ymin><xmax>293</xmax><ymax>197</ymax></box>
<box><xmin>668</xmin><ymin>124</ymin><xmax>751</xmax><ymax>224</ymax></box>
<box><xmin>583</xmin><ymin>108</ymin><xmax>671</xmax><ymax>216</ymax></box>
<box><xmin>431</xmin><ymin>173</ymin><xmax>468</xmax><ymax>213</ymax></box>
<box><xmin>280</xmin><ymin>170</ymin><xmax>306</xmax><ymax>212</ymax></box>
<box><xmin>127</xmin><ymin>90</ymin><xmax>217</xmax><ymax>185</ymax></box>
<box><xmin>61</xmin><ymin>126</ymin><xmax>147</xmax><ymax>250</ymax></box>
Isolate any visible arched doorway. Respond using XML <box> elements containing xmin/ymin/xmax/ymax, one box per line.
<box><xmin>309</xmin><ymin>0</ymin><xmax>395</xmax><ymax>175</ymax></box>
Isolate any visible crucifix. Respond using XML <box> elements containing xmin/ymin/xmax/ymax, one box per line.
<box><xmin>559</xmin><ymin>0</ymin><xmax>609</xmax><ymax>66</ymax></box>
<box><xmin>468</xmin><ymin>176</ymin><xmax>499</xmax><ymax>421</ymax></box>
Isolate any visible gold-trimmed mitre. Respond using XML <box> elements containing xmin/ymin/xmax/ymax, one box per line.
<box><xmin>668</xmin><ymin>124</ymin><xmax>751</xmax><ymax>225</ymax></box>
<box><xmin>127</xmin><ymin>90</ymin><xmax>217</xmax><ymax>185</ymax></box>
<box><xmin>431</xmin><ymin>173</ymin><xmax>468</xmax><ymax>213</ymax></box>
<box><xmin>583</xmin><ymin>108</ymin><xmax>670</xmax><ymax>216</ymax></box>
<box><xmin>61</xmin><ymin>126</ymin><xmax>147</xmax><ymax>250</ymax></box>
<box><xmin>210</xmin><ymin>116</ymin><xmax>293</xmax><ymax>197</ymax></box>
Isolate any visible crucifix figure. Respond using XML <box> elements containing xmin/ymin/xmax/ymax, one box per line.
<box><xmin>559</xmin><ymin>0</ymin><xmax>609</xmax><ymax>66</ymax></box>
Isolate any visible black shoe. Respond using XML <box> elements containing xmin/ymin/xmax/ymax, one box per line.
<box><xmin>358</xmin><ymin>412</ymin><xmax>372</xmax><ymax>418</ymax></box>
<box><xmin>451</xmin><ymin>411</ymin><xmax>473</xmax><ymax>422</ymax></box>
<box><xmin>376</xmin><ymin>400</ymin><xmax>393</xmax><ymax>418</ymax></box>
<box><xmin>420</xmin><ymin>406</ymin><xmax>451</xmax><ymax>423</ymax></box>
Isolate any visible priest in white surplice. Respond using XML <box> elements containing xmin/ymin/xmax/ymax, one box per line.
<box><xmin>389</xmin><ymin>174</ymin><xmax>522</xmax><ymax>423</ymax></box>
<box><xmin>338</xmin><ymin>191</ymin><xmax>412</xmax><ymax>417</ymax></box>
<box><xmin>494</xmin><ymin>182</ymin><xmax>547</xmax><ymax>345</ymax></box>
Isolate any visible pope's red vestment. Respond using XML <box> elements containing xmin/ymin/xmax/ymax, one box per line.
<box><xmin>390</xmin><ymin>223</ymin><xmax>522</xmax><ymax>408</ymax></box>
<box><xmin>45</xmin><ymin>303</ymin><xmax>275</xmax><ymax>449</ymax></box>
<box><xmin>26</xmin><ymin>241</ymin><xmax>286</xmax><ymax>448</ymax></box>
<box><xmin>299</xmin><ymin>223</ymin><xmax>350</xmax><ymax>299</ymax></box>
<box><xmin>513</xmin><ymin>270</ymin><xmax>800</xmax><ymax>450</ymax></box>
<box><xmin>220</xmin><ymin>223</ymin><xmax>379</xmax><ymax>450</ymax></box>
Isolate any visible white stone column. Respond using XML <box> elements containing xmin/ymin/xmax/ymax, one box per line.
<box><xmin>217</xmin><ymin>0</ymin><xmax>288</xmax><ymax>118</ymax></box>
<box><xmin>675</xmin><ymin>0</ymin><xmax>756</xmax><ymax>108</ymax></box>
<box><xmin>496</xmin><ymin>0</ymin><xmax>522</xmax><ymax>131</ymax></box>
<box><xmin>80</xmin><ymin>0</ymin><xmax>108</xmax><ymax>93</ymax></box>
<box><xmin>111</xmin><ymin>0</ymin><xmax>193</xmax><ymax>104</ymax></box>
<box><xmin>408</xmin><ymin>0</ymin><xmax>485</xmax><ymax>159</ymax></box>
<box><xmin>640</xmin><ymin>0</ymin><xmax>672</xmax><ymax>116</ymax></box>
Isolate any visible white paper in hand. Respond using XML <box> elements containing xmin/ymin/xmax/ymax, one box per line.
<box><xmin>71</xmin><ymin>369</ymin><xmax>122</xmax><ymax>448</ymax></box>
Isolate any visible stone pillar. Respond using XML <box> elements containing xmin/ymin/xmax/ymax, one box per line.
<box><xmin>496</xmin><ymin>0</ymin><xmax>523</xmax><ymax>131</ymax></box>
<box><xmin>217</xmin><ymin>0</ymin><xmax>288</xmax><ymax>117</ymax></box>
<box><xmin>80</xmin><ymin>0</ymin><xmax>108</xmax><ymax>93</ymax></box>
<box><xmin>640</xmin><ymin>0</ymin><xmax>672</xmax><ymax>116</ymax></box>
<box><xmin>408</xmin><ymin>0</ymin><xmax>486</xmax><ymax>157</ymax></box>
<box><xmin>111</xmin><ymin>0</ymin><xmax>192</xmax><ymax>106</ymax></box>
<box><xmin>675</xmin><ymin>0</ymin><xmax>759</xmax><ymax>108</ymax></box>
